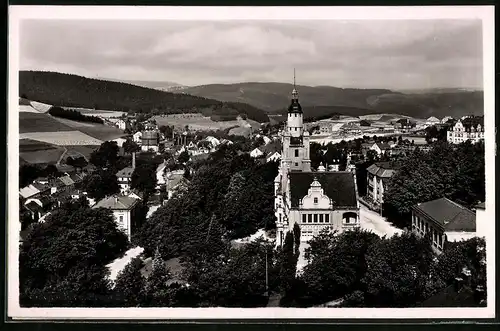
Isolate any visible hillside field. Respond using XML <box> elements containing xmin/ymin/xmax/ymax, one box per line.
<box><xmin>153</xmin><ymin>113</ymin><xmax>245</xmax><ymax>132</ymax></box>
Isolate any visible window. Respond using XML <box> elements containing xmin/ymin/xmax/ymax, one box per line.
<box><xmin>345</xmin><ymin>218</ymin><xmax>350</xmax><ymax>224</ymax></box>
<box><xmin>119</xmin><ymin>215</ymin><xmax>124</xmax><ymax>223</ymax></box>
<box><xmin>319</xmin><ymin>214</ymin><xmax>324</xmax><ymax>223</ymax></box>
<box><xmin>325</xmin><ymin>214</ymin><xmax>330</xmax><ymax>223</ymax></box>
<box><xmin>302</xmin><ymin>214</ymin><xmax>306</xmax><ymax>223</ymax></box>
<box><xmin>314</xmin><ymin>197</ymin><xmax>318</xmax><ymax>204</ymax></box>
<box><xmin>295</xmin><ymin>163</ymin><xmax>299</xmax><ymax>167</ymax></box>
<box><xmin>308</xmin><ymin>214</ymin><xmax>312</xmax><ymax>223</ymax></box>
<box><xmin>295</xmin><ymin>149</ymin><xmax>299</xmax><ymax>157</ymax></box>
<box><xmin>314</xmin><ymin>214</ymin><xmax>318</xmax><ymax>223</ymax></box>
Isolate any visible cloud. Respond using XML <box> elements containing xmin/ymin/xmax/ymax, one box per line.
<box><xmin>19</xmin><ymin>19</ymin><xmax>483</xmax><ymax>89</ymax></box>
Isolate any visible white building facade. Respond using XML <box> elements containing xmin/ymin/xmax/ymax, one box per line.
<box><xmin>447</xmin><ymin>116</ymin><xmax>484</xmax><ymax>145</ymax></box>
<box><xmin>274</xmin><ymin>85</ymin><xmax>360</xmax><ymax>247</ymax></box>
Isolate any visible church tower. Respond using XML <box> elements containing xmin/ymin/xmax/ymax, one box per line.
<box><xmin>281</xmin><ymin>69</ymin><xmax>311</xmax><ymax>172</ymax></box>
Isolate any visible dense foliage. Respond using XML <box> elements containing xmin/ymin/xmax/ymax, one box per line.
<box><xmin>287</xmin><ymin>230</ymin><xmax>486</xmax><ymax>308</ymax></box>
<box><xmin>134</xmin><ymin>145</ymin><xmax>279</xmax><ymax>260</ymax></box>
<box><xmin>20</xmin><ymin>200</ymin><xmax>129</xmax><ymax>307</ymax></box>
<box><xmin>19</xmin><ymin>164</ymin><xmax>62</xmax><ymax>188</ymax></box>
<box><xmin>384</xmin><ymin>141</ymin><xmax>485</xmax><ymax>227</ymax></box>
<box><xmin>81</xmin><ymin>169</ymin><xmax>120</xmax><ymax>200</ymax></box>
<box><xmin>48</xmin><ymin>106</ymin><xmax>104</xmax><ymax>124</ymax></box>
<box><xmin>20</xmin><ymin>71</ymin><xmax>269</xmax><ymax>123</ymax></box>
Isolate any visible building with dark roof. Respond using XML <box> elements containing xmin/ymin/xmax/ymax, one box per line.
<box><xmin>411</xmin><ymin>197</ymin><xmax>476</xmax><ymax>253</ymax></box>
<box><xmin>92</xmin><ymin>194</ymin><xmax>141</xmax><ymax>240</ymax></box>
<box><xmin>447</xmin><ymin>115</ymin><xmax>484</xmax><ymax>145</ymax></box>
<box><xmin>274</xmin><ymin>77</ymin><xmax>359</xmax><ymax>247</ymax></box>
<box><xmin>366</xmin><ymin>162</ymin><xmax>398</xmax><ymax>205</ymax></box>
<box><xmin>116</xmin><ymin>152</ymin><xmax>136</xmax><ymax>194</ymax></box>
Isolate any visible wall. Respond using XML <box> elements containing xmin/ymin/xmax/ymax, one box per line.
<box><xmin>411</xmin><ymin>210</ymin><xmax>445</xmax><ymax>252</ymax></box>
<box><xmin>113</xmin><ymin>209</ymin><xmax>131</xmax><ymax>240</ymax></box>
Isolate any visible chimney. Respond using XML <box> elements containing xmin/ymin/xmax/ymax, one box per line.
<box><xmin>132</xmin><ymin>152</ymin><xmax>136</xmax><ymax>169</ymax></box>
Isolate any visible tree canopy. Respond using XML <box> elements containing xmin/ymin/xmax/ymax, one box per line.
<box><xmin>20</xmin><ymin>203</ymin><xmax>129</xmax><ymax>307</ymax></box>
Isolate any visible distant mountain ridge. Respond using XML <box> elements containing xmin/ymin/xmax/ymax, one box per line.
<box><xmin>101</xmin><ymin>77</ymin><xmax>188</xmax><ymax>92</ymax></box>
<box><xmin>19</xmin><ymin>71</ymin><xmax>269</xmax><ymax>123</ymax></box>
<box><xmin>179</xmin><ymin>82</ymin><xmax>484</xmax><ymax>120</ymax></box>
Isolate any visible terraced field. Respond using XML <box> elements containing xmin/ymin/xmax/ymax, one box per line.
<box><xmin>19</xmin><ymin>138</ymin><xmax>65</xmax><ymax>164</ymax></box>
<box><xmin>19</xmin><ymin>131</ymin><xmax>103</xmax><ymax>146</ymax></box>
<box><xmin>19</xmin><ymin>112</ymin><xmax>74</xmax><ymax>133</ymax></box>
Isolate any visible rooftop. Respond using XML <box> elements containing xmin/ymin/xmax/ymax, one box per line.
<box><xmin>413</xmin><ymin>197</ymin><xmax>476</xmax><ymax>232</ymax></box>
<box><xmin>367</xmin><ymin>162</ymin><xmax>398</xmax><ymax>178</ymax></box>
<box><xmin>116</xmin><ymin>167</ymin><xmax>134</xmax><ymax>178</ymax></box>
<box><xmin>92</xmin><ymin>195</ymin><xmax>140</xmax><ymax>210</ymax></box>
<box><xmin>289</xmin><ymin>171</ymin><xmax>357</xmax><ymax>208</ymax></box>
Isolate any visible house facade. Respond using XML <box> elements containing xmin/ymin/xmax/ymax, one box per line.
<box><xmin>116</xmin><ymin>152</ymin><xmax>136</xmax><ymax>194</ymax></box>
<box><xmin>274</xmin><ymin>84</ymin><xmax>359</xmax><ymax>247</ymax></box>
<box><xmin>92</xmin><ymin>195</ymin><xmax>141</xmax><ymax>241</ymax></box>
<box><xmin>411</xmin><ymin>197</ymin><xmax>476</xmax><ymax>253</ymax></box>
<box><xmin>447</xmin><ymin>116</ymin><xmax>484</xmax><ymax>145</ymax></box>
<box><xmin>366</xmin><ymin>162</ymin><xmax>397</xmax><ymax>206</ymax></box>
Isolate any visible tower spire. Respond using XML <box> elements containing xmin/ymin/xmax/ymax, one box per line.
<box><xmin>291</xmin><ymin>68</ymin><xmax>298</xmax><ymax>100</ymax></box>
<box><xmin>294</xmin><ymin>68</ymin><xmax>296</xmax><ymax>89</ymax></box>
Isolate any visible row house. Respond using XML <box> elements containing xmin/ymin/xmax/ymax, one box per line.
<box><xmin>116</xmin><ymin>152</ymin><xmax>136</xmax><ymax>194</ymax></box>
<box><xmin>411</xmin><ymin>197</ymin><xmax>477</xmax><ymax>253</ymax></box>
<box><xmin>366</xmin><ymin>162</ymin><xmax>398</xmax><ymax>206</ymax></box>
<box><xmin>447</xmin><ymin>116</ymin><xmax>484</xmax><ymax>145</ymax></box>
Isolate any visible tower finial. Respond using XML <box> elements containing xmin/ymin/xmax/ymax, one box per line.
<box><xmin>293</xmin><ymin>68</ymin><xmax>296</xmax><ymax>89</ymax></box>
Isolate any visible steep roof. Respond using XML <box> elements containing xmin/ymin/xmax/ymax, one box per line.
<box><xmin>367</xmin><ymin>162</ymin><xmax>398</xmax><ymax>178</ymax></box>
<box><xmin>19</xmin><ymin>184</ymin><xmax>40</xmax><ymax>199</ymax></box>
<box><xmin>289</xmin><ymin>171</ymin><xmax>357</xmax><ymax>208</ymax></box>
<box><xmin>92</xmin><ymin>195</ymin><xmax>139</xmax><ymax>210</ymax></box>
<box><xmin>412</xmin><ymin>197</ymin><xmax>476</xmax><ymax>232</ymax></box>
<box><xmin>375</xmin><ymin>142</ymin><xmax>391</xmax><ymax>150</ymax></box>
<box><xmin>58</xmin><ymin>175</ymin><xmax>75</xmax><ymax>186</ymax></box>
<box><xmin>461</xmin><ymin>116</ymin><xmax>484</xmax><ymax>131</ymax></box>
<box><xmin>116</xmin><ymin>166</ymin><xmax>134</xmax><ymax>178</ymax></box>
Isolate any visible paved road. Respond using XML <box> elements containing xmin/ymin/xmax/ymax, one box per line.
<box><xmin>359</xmin><ymin>203</ymin><xmax>403</xmax><ymax>238</ymax></box>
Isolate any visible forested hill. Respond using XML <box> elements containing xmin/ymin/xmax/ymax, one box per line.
<box><xmin>181</xmin><ymin>82</ymin><xmax>484</xmax><ymax>120</ymax></box>
<box><xmin>19</xmin><ymin>71</ymin><xmax>269</xmax><ymax>123</ymax></box>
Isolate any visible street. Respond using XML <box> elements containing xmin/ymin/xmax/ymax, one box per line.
<box><xmin>359</xmin><ymin>203</ymin><xmax>403</xmax><ymax>238</ymax></box>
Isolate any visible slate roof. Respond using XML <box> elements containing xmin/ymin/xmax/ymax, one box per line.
<box><xmin>19</xmin><ymin>185</ymin><xmax>40</xmax><ymax>199</ymax></box>
<box><xmin>92</xmin><ymin>195</ymin><xmax>140</xmax><ymax>210</ymax></box>
<box><xmin>461</xmin><ymin>116</ymin><xmax>484</xmax><ymax>131</ymax></box>
<box><xmin>25</xmin><ymin>201</ymin><xmax>42</xmax><ymax>212</ymax></box>
<box><xmin>116</xmin><ymin>167</ymin><xmax>134</xmax><ymax>178</ymax></box>
<box><xmin>367</xmin><ymin>162</ymin><xmax>398</xmax><ymax>178</ymax></box>
<box><xmin>375</xmin><ymin>142</ymin><xmax>391</xmax><ymax>150</ymax></box>
<box><xmin>58</xmin><ymin>176</ymin><xmax>75</xmax><ymax>186</ymax></box>
<box><xmin>412</xmin><ymin>197</ymin><xmax>476</xmax><ymax>232</ymax></box>
<box><xmin>289</xmin><ymin>171</ymin><xmax>357</xmax><ymax>208</ymax></box>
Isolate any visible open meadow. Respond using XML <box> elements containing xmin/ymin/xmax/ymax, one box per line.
<box><xmin>153</xmin><ymin>113</ymin><xmax>241</xmax><ymax>131</ymax></box>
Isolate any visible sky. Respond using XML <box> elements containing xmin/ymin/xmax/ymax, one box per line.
<box><xmin>19</xmin><ymin>19</ymin><xmax>483</xmax><ymax>90</ymax></box>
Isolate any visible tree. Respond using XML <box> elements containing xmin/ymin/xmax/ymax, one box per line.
<box><xmin>300</xmin><ymin>229</ymin><xmax>380</xmax><ymax>306</ymax></box>
<box><xmin>19</xmin><ymin>164</ymin><xmax>42</xmax><ymax>188</ymax></box>
<box><xmin>177</xmin><ymin>150</ymin><xmax>190</xmax><ymax>164</ymax></box>
<box><xmin>123</xmin><ymin>138</ymin><xmax>140</xmax><ymax>155</ymax></box>
<box><xmin>19</xmin><ymin>205</ymin><xmax>128</xmax><ymax>307</ymax></box>
<box><xmin>293</xmin><ymin>223</ymin><xmax>301</xmax><ymax>258</ymax></box>
<box><xmin>89</xmin><ymin>141</ymin><xmax>119</xmax><ymax>169</ymax></box>
<box><xmin>145</xmin><ymin>248</ymin><xmax>174</xmax><ymax>306</ymax></box>
<box><xmin>278</xmin><ymin>232</ymin><xmax>297</xmax><ymax>298</ymax></box>
<box><xmin>361</xmin><ymin>232</ymin><xmax>434</xmax><ymax>307</ymax></box>
<box><xmin>82</xmin><ymin>170</ymin><xmax>119</xmax><ymax>200</ymax></box>
<box><xmin>113</xmin><ymin>257</ymin><xmax>146</xmax><ymax>307</ymax></box>
<box><xmin>131</xmin><ymin>163</ymin><xmax>157</xmax><ymax>200</ymax></box>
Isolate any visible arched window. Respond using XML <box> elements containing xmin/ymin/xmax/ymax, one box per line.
<box><xmin>342</xmin><ymin>211</ymin><xmax>357</xmax><ymax>224</ymax></box>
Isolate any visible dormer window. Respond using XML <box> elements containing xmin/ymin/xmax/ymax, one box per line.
<box><xmin>314</xmin><ymin>197</ymin><xmax>318</xmax><ymax>204</ymax></box>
